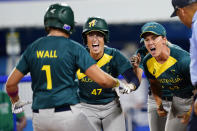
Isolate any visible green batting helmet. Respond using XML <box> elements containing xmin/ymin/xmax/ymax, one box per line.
<box><xmin>82</xmin><ymin>17</ymin><xmax>109</xmax><ymax>44</ymax></box>
<box><xmin>44</xmin><ymin>3</ymin><xmax>75</xmax><ymax>34</ymax></box>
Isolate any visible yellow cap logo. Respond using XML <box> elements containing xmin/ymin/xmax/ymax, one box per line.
<box><xmin>89</xmin><ymin>19</ymin><xmax>97</xmax><ymax>27</ymax></box>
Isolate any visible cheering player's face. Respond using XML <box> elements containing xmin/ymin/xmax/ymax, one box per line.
<box><xmin>143</xmin><ymin>33</ymin><xmax>167</xmax><ymax>58</ymax></box>
<box><xmin>87</xmin><ymin>31</ymin><xmax>105</xmax><ymax>60</ymax></box>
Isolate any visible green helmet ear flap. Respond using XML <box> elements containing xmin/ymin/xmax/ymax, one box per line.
<box><xmin>44</xmin><ymin>3</ymin><xmax>75</xmax><ymax>34</ymax></box>
<box><xmin>82</xmin><ymin>17</ymin><xmax>109</xmax><ymax>44</ymax></box>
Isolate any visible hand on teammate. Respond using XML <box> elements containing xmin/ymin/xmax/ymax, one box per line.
<box><xmin>177</xmin><ymin>111</ymin><xmax>191</xmax><ymax>124</ymax></box>
<box><xmin>130</xmin><ymin>53</ymin><xmax>141</xmax><ymax>68</ymax></box>
<box><xmin>157</xmin><ymin>104</ymin><xmax>168</xmax><ymax>117</ymax></box>
<box><xmin>12</xmin><ymin>100</ymin><xmax>32</xmax><ymax>114</ymax></box>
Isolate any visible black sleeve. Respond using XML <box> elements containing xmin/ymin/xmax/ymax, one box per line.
<box><xmin>122</xmin><ymin>67</ymin><xmax>140</xmax><ymax>90</ymax></box>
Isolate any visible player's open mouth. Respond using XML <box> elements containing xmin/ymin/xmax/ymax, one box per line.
<box><xmin>150</xmin><ymin>47</ymin><xmax>156</xmax><ymax>55</ymax></box>
<box><xmin>92</xmin><ymin>43</ymin><xmax>99</xmax><ymax>50</ymax></box>
<box><xmin>150</xmin><ymin>48</ymin><xmax>156</xmax><ymax>51</ymax></box>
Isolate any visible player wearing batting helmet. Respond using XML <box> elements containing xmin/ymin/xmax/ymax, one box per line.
<box><xmin>5</xmin><ymin>3</ymin><xmax>130</xmax><ymax>131</ymax></box>
<box><xmin>73</xmin><ymin>17</ymin><xmax>140</xmax><ymax>131</ymax></box>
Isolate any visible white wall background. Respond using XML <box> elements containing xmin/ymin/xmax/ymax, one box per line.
<box><xmin>0</xmin><ymin>0</ymin><xmax>179</xmax><ymax>27</ymax></box>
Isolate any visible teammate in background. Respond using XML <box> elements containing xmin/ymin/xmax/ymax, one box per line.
<box><xmin>131</xmin><ymin>41</ymin><xmax>184</xmax><ymax>131</ymax></box>
<box><xmin>132</xmin><ymin>22</ymin><xmax>195</xmax><ymax>131</ymax></box>
<box><xmin>75</xmin><ymin>17</ymin><xmax>139</xmax><ymax>131</ymax></box>
<box><xmin>131</xmin><ymin>45</ymin><xmax>172</xmax><ymax>131</ymax></box>
<box><xmin>170</xmin><ymin>0</ymin><xmax>197</xmax><ymax>130</ymax></box>
<box><xmin>5</xmin><ymin>3</ymin><xmax>133</xmax><ymax>131</ymax></box>
<box><xmin>0</xmin><ymin>90</ymin><xmax>26</xmax><ymax>131</ymax></box>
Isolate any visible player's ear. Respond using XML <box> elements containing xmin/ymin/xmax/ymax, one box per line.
<box><xmin>176</xmin><ymin>8</ymin><xmax>185</xmax><ymax>17</ymax></box>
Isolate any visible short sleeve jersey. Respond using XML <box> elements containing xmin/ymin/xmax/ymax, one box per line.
<box><xmin>142</xmin><ymin>46</ymin><xmax>194</xmax><ymax>97</ymax></box>
<box><xmin>76</xmin><ymin>46</ymin><xmax>132</xmax><ymax>104</ymax></box>
<box><xmin>16</xmin><ymin>36</ymin><xmax>96</xmax><ymax>109</ymax></box>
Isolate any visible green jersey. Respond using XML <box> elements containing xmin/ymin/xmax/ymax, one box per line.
<box><xmin>77</xmin><ymin>46</ymin><xmax>132</xmax><ymax>104</ymax></box>
<box><xmin>16</xmin><ymin>36</ymin><xmax>96</xmax><ymax>109</ymax></box>
<box><xmin>142</xmin><ymin>46</ymin><xmax>194</xmax><ymax>97</ymax></box>
<box><xmin>0</xmin><ymin>91</ymin><xmax>24</xmax><ymax>131</ymax></box>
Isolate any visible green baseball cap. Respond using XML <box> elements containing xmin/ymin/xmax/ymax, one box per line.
<box><xmin>140</xmin><ymin>22</ymin><xmax>166</xmax><ymax>43</ymax></box>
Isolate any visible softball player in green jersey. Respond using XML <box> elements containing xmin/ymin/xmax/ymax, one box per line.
<box><xmin>132</xmin><ymin>43</ymin><xmax>182</xmax><ymax>131</ymax></box>
<box><xmin>140</xmin><ymin>22</ymin><xmax>195</xmax><ymax>131</ymax></box>
<box><xmin>75</xmin><ymin>17</ymin><xmax>140</xmax><ymax>131</ymax></box>
<box><xmin>5</xmin><ymin>4</ymin><xmax>128</xmax><ymax>131</ymax></box>
<box><xmin>0</xmin><ymin>91</ymin><xmax>26</xmax><ymax>131</ymax></box>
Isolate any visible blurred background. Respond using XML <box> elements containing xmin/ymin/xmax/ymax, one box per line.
<box><xmin>0</xmin><ymin>0</ymin><xmax>191</xmax><ymax>131</ymax></box>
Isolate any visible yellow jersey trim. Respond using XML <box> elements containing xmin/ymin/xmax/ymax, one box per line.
<box><xmin>147</xmin><ymin>56</ymin><xmax>177</xmax><ymax>78</ymax></box>
<box><xmin>77</xmin><ymin>53</ymin><xmax>113</xmax><ymax>80</ymax></box>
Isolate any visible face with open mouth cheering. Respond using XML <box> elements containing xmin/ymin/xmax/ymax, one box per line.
<box><xmin>87</xmin><ymin>31</ymin><xmax>105</xmax><ymax>60</ymax></box>
<box><xmin>143</xmin><ymin>32</ymin><xmax>167</xmax><ymax>58</ymax></box>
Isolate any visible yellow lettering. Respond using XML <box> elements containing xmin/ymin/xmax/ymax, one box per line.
<box><xmin>91</xmin><ymin>89</ymin><xmax>97</xmax><ymax>95</ymax></box>
<box><xmin>44</xmin><ymin>51</ymin><xmax>49</xmax><ymax>58</ymax></box>
<box><xmin>89</xmin><ymin>19</ymin><xmax>97</xmax><ymax>27</ymax></box>
<box><xmin>41</xmin><ymin>65</ymin><xmax>52</xmax><ymax>90</ymax></box>
<box><xmin>81</xmin><ymin>77</ymin><xmax>93</xmax><ymax>82</ymax></box>
<box><xmin>54</xmin><ymin>50</ymin><xmax>57</xmax><ymax>58</ymax></box>
<box><xmin>50</xmin><ymin>50</ymin><xmax>54</xmax><ymax>58</ymax></box>
<box><xmin>91</xmin><ymin>89</ymin><xmax>102</xmax><ymax>95</ymax></box>
<box><xmin>97</xmin><ymin>89</ymin><xmax>102</xmax><ymax>95</ymax></box>
<box><xmin>174</xmin><ymin>86</ymin><xmax>180</xmax><ymax>90</ymax></box>
<box><xmin>37</xmin><ymin>50</ymin><xmax>57</xmax><ymax>58</ymax></box>
<box><xmin>37</xmin><ymin>50</ymin><xmax>44</xmax><ymax>58</ymax></box>
<box><xmin>169</xmin><ymin>85</ymin><xmax>180</xmax><ymax>91</ymax></box>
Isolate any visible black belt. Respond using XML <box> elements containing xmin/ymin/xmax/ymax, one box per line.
<box><xmin>33</xmin><ymin>105</ymin><xmax>71</xmax><ymax>113</ymax></box>
<box><xmin>174</xmin><ymin>92</ymin><xmax>193</xmax><ymax>99</ymax></box>
<box><xmin>161</xmin><ymin>96</ymin><xmax>173</xmax><ymax>101</ymax></box>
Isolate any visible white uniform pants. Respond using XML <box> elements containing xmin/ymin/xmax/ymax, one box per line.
<box><xmin>165</xmin><ymin>96</ymin><xmax>193</xmax><ymax>131</ymax></box>
<box><xmin>147</xmin><ymin>95</ymin><xmax>172</xmax><ymax>131</ymax></box>
<box><xmin>73</xmin><ymin>99</ymin><xmax>126</xmax><ymax>131</ymax></box>
<box><xmin>32</xmin><ymin>105</ymin><xmax>96</xmax><ymax>131</ymax></box>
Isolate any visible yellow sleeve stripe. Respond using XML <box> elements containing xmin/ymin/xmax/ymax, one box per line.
<box><xmin>77</xmin><ymin>53</ymin><xmax>113</xmax><ymax>80</ymax></box>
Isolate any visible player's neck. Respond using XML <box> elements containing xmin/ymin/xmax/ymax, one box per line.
<box><xmin>48</xmin><ymin>30</ymin><xmax>69</xmax><ymax>38</ymax></box>
<box><xmin>90</xmin><ymin>51</ymin><xmax>104</xmax><ymax>61</ymax></box>
<box><xmin>155</xmin><ymin>46</ymin><xmax>170</xmax><ymax>64</ymax></box>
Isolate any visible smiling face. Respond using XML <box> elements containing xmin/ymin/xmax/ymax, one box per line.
<box><xmin>86</xmin><ymin>31</ymin><xmax>105</xmax><ymax>60</ymax></box>
<box><xmin>143</xmin><ymin>33</ymin><xmax>167</xmax><ymax>58</ymax></box>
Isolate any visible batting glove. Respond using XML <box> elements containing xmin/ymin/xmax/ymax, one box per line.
<box><xmin>114</xmin><ymin>80</ymin><xmax>136</xmax><ymax>96</ymax></box>
<box><xmin>12</xmin><ymin>100</ymin><xmax>32</xmax><ymax>114</ymax></box>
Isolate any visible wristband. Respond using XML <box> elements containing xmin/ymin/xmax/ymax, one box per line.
<box><xmin>113</xmin><ymin>79</ymin><xmax>120</xmax><ymax>88</ymax></box>
<box><xmin>7</xmin><ymin>89</ymin><xmax>18</xmax><ymax>97</ymax></box>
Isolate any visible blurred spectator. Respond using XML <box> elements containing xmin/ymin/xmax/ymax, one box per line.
<box><xmin>0</xmin><ymin>90</ymin><xmax>26</xmax><ymax>131</ymax></box>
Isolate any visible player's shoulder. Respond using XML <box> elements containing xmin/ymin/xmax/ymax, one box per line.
<box><xmin>142</xmin><ymin>53</ymin><xmax>152</xmax><ymax>62</ymax></box>
<box><xmin>170</xmin><ymin>45</ymin><xmax>189</xmax><ymax>59</ymax></box>
<box><xmin>104</xmin><ymin>45</ymin><xmax>118</xmax><ymax>54</ymax></box>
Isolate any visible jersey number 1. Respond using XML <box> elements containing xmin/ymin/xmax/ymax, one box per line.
<box><xmin>41</xmin><ymin>65</ymin><xmax>52</xmax><ymax>90</ymax></box>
